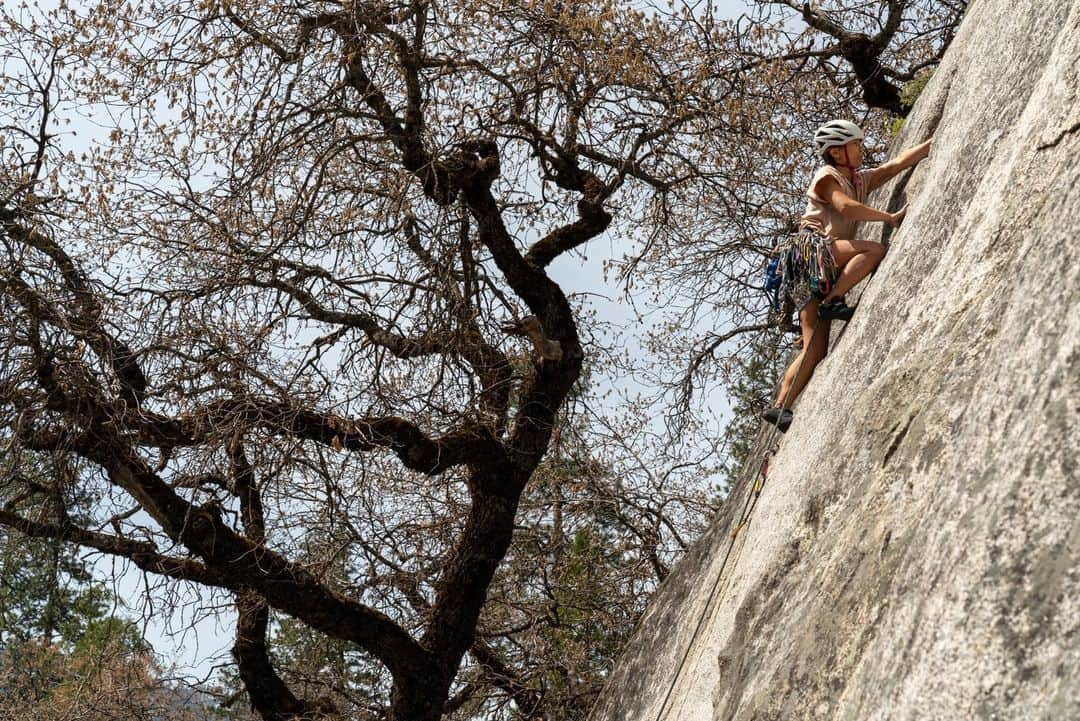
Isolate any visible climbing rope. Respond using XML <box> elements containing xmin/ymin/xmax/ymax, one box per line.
<box><xmin>650</xmin><ymin>318</ymin><xmax>824</xmax><ymax>721</ymax></box>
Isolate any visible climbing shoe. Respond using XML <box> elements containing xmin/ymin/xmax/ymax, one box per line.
<box><xmin>761</xmin><ymin>407</ymin><xmax>794</xmax><ymax>432</ymax></box>
<box><xmin>817</xmin><ymin>299</ymin><xmax>855</xmax><ymax>321</ymax></box>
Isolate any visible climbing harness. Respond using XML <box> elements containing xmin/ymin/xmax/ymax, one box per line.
<box><xmin>763</xmin><ymin>231</ymin><xmax>838</xmax><ymax>333</ymax></box>
<box><xmin>777</xmin><ymin>230</ymin><xmax>838</xmax><ymax>302</ymax></box>
<box><xmin>650</xmin><ymin>318</ymin><xmax>824</xmax><ymax>721</ymax></box>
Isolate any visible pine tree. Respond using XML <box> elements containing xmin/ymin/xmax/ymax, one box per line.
<box><xmin>719</xmin><ymin>328</ymin><xmax>792</xmax><ymax>487</ymax></box>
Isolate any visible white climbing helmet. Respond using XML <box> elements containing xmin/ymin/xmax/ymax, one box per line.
<box><xmin>813</xmin><ymin>120</ymin><xmax>865</xmax><ymax>155</ymax></box>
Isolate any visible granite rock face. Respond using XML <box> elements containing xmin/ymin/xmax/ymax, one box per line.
<box><xmin>588</xmin><ymin>0</ymin><xmax>1080</xmax><ymax>719</ymax></box>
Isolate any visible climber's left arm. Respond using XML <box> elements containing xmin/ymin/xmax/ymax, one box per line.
<box><xmin>865</xmin><ymin>138</ymin><xmax>933</xmax><ymax>194</ymax></box>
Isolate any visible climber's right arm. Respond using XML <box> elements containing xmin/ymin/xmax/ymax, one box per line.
<box><xmin>821</xmin><ymin>177</ymin><xmax>905</xmax><ymax>227</ymax></box>
<box><xmin>865</xmin><ymin>139</ymin><xmax>933</xmax><ymax>193</ymax></box>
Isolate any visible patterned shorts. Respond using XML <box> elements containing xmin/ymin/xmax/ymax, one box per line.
<box><xmin>777</xmin><ymin>230</ymin><xmax>839</xmax><ymax>311</ymax></box>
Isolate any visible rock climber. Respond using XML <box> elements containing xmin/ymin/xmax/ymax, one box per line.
<box><xmin>762</xmin><ymin>120</ymin><xmax>933</xmax><ymax>432</ymax></box>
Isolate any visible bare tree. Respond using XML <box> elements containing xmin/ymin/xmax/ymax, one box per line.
<box><xmin>0</xmin><ymin>2</ymin><xmax>732</xmax><ymax>719</ymax></box>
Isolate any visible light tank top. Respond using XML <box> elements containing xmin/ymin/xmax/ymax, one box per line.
<box><xmin>798</xmin><ymin>165</ymin><xmax>870</xmax><ymax>241</ymax></box>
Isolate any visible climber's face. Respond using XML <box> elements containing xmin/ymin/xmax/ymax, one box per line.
<box><xmin>842</xmin><ymin>139</ymin><xmax>859</xmax><ymax>167</ymax></box>
<box><xmin>830</xmin><ymin>140</ymin><xmax>864</xmax><ymax>168</ymax></box>
<box><xmin>847</xmin><ymin>140</ymin><xmax>864</xmax><ymax>167</ymax></box>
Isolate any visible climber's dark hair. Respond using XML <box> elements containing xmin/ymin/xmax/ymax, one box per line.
<box><xmin>822</xmin><ymin>151</ymin><xmax>837</xmax><ymax>166</ymax></box>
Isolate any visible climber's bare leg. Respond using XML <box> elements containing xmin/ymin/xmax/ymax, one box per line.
<box><xmin>775</xmin><ymin>302</ymin><xmax>831</xmax><ymax>409</ymax></box>
<box><xmin>822</xmin><ymin>239</ymin><xmax>885</xmax><ymax>303</ymax></box>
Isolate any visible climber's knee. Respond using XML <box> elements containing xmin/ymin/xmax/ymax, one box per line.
<box><xmin>869</xmin><ymin>242</ymin><xmax>885</xmax><ymax>264</ymax></box>
<box><xmin>831</xmin><ymin>239</ymin><xmax>883</xmax><ymax>267</ymax></box>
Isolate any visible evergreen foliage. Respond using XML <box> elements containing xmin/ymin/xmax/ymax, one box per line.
<box><xmin>719</xmin><ymin>328</ymin><xmax>791</xmax><ymax>489</ymax></box>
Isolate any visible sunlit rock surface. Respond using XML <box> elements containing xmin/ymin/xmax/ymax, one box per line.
<box><xmin>588</xmin><ymin>0</ymin><xmax>1080</xmax><ymax>719</ymax></box>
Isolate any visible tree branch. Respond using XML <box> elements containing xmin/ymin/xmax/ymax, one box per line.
<box><xmin>128</xmin><ymin>398</ymin><xmax>505</xmax><ymax>475</ymax></box>
<box><xmin>1</xmin><ymin>207</ymin><xmax>148</xmax><ymax>406</ymax></box>
<box><xmin>229</xmin><ymin>439</ymin><xmax>337</xmax><ymax>721</ymax></box>
<box><xmin>0</xmin><ymin>508</ymin><xmax>230</xmax><ymax>587</ymax></box>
